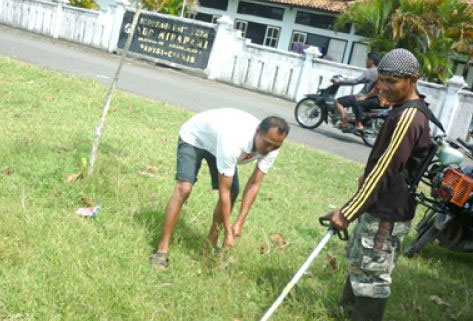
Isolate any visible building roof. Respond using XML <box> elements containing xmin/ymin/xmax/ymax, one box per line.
<box><xmin>264</xmin><ymin>0</ymin><xmax>473</xmax><ymax>13</ymax></box>
<box><xmin>263</xmin><ymin>0</ymin><xmax>354</xmax><ymax>13</ymax></box>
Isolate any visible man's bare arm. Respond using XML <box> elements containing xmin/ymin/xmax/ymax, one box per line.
<box><xmin>232</xmin><ymin>166</ymin><xmax>265</xmax><ymax>237</ymax></box>
<box><xmin>218</xmin><ymin>173</ymin><xmax>235</xmax><ymax>247</ymax></box>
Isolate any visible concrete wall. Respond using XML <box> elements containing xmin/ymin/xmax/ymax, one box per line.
<box><xmin>0</xmin><ymin>0</ymin><xmax>126</xmax><ymax>52</ymax></box>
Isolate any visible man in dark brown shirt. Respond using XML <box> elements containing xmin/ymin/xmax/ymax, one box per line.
<box><xmin>325</xmin><ymin>49</ymin><xmax>434</xmax><ymax>321</ymax></box>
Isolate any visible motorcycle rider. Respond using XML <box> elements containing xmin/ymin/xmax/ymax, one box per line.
<box><xmin>332</xmin><ymin>52</ymin><xmax>381</xmax><ymax>132</ymax></box>
<box><xmin>324</xmin><ymin>48</ymin><xmax>434</xmax><ymax>321</ymax></box>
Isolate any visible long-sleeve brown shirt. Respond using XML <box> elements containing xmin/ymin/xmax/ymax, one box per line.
<box><xmin>341</xmin><ymin>100</ymin><xmax>432</xmax><ymax>222</ymax></box>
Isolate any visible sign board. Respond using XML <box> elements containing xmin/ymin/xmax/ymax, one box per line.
<box><xmin>118</xmin><ymin>11</ymin><xmax>216</xmax><ymax>70</ymax></box>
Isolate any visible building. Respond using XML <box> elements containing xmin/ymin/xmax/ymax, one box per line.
<box><xmin>188</xmin><ymin>0</ymin><xmax>369</xmax><ymax>66</ymax></box>
<box><xmin>190</xmin><ymin>0</ymin><xmax>473</xmax><ymax>89</ymax></box>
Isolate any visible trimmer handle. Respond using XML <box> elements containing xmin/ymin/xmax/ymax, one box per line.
<box><xmin>319</xmin><ymin>217</ymin><xmax>349</xmax><ymax>241</ymax></box>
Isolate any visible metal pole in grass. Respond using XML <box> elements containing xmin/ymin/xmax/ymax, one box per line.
<box><xmin>87</xmin><ymin>4</ymin><xmax>142</xmax><ymax>175</ymax></box>
<box><xmin>259</xmin><ymin>218</ymin><xmax>348</xmax><ymax>321</ymax></box>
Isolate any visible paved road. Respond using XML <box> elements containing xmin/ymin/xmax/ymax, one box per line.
<box><xmin>0</xmin><ymin>24</ymin><xmax>371</xmax><ymax>163</ymax></box>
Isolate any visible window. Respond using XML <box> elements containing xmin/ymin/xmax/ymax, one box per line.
<box><xmin>184</xmin><ymin>12</ymin><xmax>196</xmax><ymax>19</ymax></box>
<box><xmin>194</xmin><ymin>12</ymin><xmax>213</xmax><ymax>23</ymax></box>
<box><xmin>349</xmin><ymin>42</ymin><xmax>369</xmax><ymax>67</ymax></box>
<box><xmin>189</xmin><ymin>12</ymin><xmax>220</xmax><ymax>24</ymax></box>
<box><xmin>237</xmin><ymin>1</ymin><xmax>284</xmax><ymax>20</ymax></box>
<box><xmin>264</xmin><ymin>26</ymin><xmax>280</xmax><ymax>48</ymax></box>
<box><xmin>289</xmin><ymin>31</ymin><xmax>307</xmax><ymax>51</ymax></box>
<box><xmin>211</xmin><ymin>15</ymin><xmax>221</xmax><ymax>24</ymax></box>
<box><xmin>235</xmin><ymin>20</ymin><xmax>280</xmax><ymax>47</ymax></box>
<box><xmin>234</xmin><ymin>20</ymin><xmax>248</xmax><ymax>37</ymax></box>
<box><xmin>295</xmin><ymin>11</ymin><xmax>350</xmax><ymax>33</ymax></box>
<box><xmin>199</xmin><ymin>0</ymin><xmax>228</xmax><ymax>10</ymax></box>
<box><xmin>289</xmin><ymin>31</ymin><xmax>347</xmax><ymax>62</ymax></box>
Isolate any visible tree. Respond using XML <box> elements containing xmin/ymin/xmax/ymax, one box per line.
<box><xmin>141</xmin><ymin>0</ymin><xmax>199</xmax><ymax>16</ymax></box>
<box><xmin>69</xmin><ymin>0</ymin><xmax>99</xmax><ymax>10</ymax></box>
<box><xmin>336</xmin><ymin>0</ymin><xmax>473</xmax><ymax>83</ymax></box>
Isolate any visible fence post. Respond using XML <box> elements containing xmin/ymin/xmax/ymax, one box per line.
<box><xmin>107</xmin><ymin>0</ymin><xmax>128</xmax><ymax>53</ymax></box>
<box><xmin>53</xmin><ymin>0</ymin><xmax>68</xmax><ymax>39</ymax></box>
<box><xmin>207</xmin><ymin>16</ymin><xmax>235</xmax><ymax>80</ymax></box>
<box><xmin>438</xmin><ymin>76</ymin><xmax>466</xmax><ymax>137</ymax></box>
<box><xmin>295</xmin><ymin>46</ymin><xmax>322</xmax><ymax>102</ymax></box>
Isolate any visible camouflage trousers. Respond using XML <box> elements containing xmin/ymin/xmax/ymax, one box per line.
<box><xmin>347</xmin><ymin>213</ymin><xmax>411</xmax><ymax>299</ymax></box>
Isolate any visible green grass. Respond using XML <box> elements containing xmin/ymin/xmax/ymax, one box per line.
<box><xmin>0</xmin><ymin>56</ymin><xmax>472</xmax><ymax>321</ymax></box>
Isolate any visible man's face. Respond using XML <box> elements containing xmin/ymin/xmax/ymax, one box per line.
<box><xmin>366</xmin><ymin>57</ymin><xmax>373</xmax><ymax>68</ymax></box>
<box><xmin>254</xmin><ymin>127</ymin><xmax>287</xmax><ymax>155</ymax></box>
<box><xmin>378</xmin><ymin>74</ymin><xmax>417</xmax><ymax>104</ymax></box>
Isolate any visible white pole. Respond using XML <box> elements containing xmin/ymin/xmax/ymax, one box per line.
<box><xmin>88</xmin><ymin>5</ymin><xmax>142</xmax><ymax>175</ymax></box>
<box><xmin>259</xmin><ymin>230</ymin><xmax>335</xmax><ymax>321</ymax></box>
<box><xmin>180</xmin><ymin>0</ymin><xmax>186</xmax><ymax>17</ymax></box>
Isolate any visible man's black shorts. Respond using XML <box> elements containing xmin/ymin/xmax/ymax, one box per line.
<box><xmin>337</xmin><ymin>95</ymin><xmax>357</xmax><ymax>107</ymax></box>
<box><xmin>175</xmin><ymin>138</ymin><xmax>240</xmax><ymax>194</ymax></box>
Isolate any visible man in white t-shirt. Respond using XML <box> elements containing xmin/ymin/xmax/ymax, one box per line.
<box><xmin>151</xmin><ymin>108</ymin><xmax>289</xmax><ymax>269</ymax></box>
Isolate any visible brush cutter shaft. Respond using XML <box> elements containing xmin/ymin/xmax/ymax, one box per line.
<box><xmin>259</xmin><ymin>229</ymin><xmax>335</xmax><ymax>321</ymax></box>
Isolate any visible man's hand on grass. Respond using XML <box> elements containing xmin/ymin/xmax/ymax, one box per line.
<box><xmin>223</xmin><ymin>230</ymin><xmax>235</xmax><ymax>248</ymax></box>
<box><xmin>232</xmin><ymin>221</ymin><xmax>243</xmax><ymax>238</ymax></box>
<box><xmin>324</xmin><ymin>209</ymin><xmax>349</xmax><ymax>230</ymax></box>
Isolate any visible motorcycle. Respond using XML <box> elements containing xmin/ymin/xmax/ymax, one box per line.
<box><xmin>294</xmin><ymin>74</ymin><xmax>388</xmax><ymax>147</ymax></box>
<box><xmin>405</xmin><ymin>135</ymin><xmax>473</xmax><ymax>256</ymax></box>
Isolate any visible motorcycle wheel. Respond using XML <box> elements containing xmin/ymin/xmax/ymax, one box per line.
<box><xmin>405</xmin><ymin>210</ymin><xmax>440</xmax><ymax>257</ymax></box>
<box><xmin>361</xmin><ymin>118</ymin><xmax>384</xmax><ymax>147</ymax></box>
<box><xmin>294</xmin><ymin>98</ymin><xmax>324</xmax><ymax>129</ymax></box>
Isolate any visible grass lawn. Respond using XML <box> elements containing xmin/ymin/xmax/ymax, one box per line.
<box><xmin>0</xmin><ymin>56</ymin><xmax>472</xmax><ymax>321</ymax></box>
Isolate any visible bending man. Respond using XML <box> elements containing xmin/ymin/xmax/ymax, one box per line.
<box><xmin>151</xmin><ymin>108</ymin><xmax>289</xmax><ymax>270</ymax></box>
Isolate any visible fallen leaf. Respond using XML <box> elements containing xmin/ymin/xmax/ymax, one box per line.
<box><xmin>138</xmin><ymin>170</ymin><xmax>156</xmax><ymax>177</ymax></box>
<box><xmin>259</xmin><ymin>244</ymin><xmax>268</xmax><ymax>255</ymax></box>
<box><xmin>138</xmin><ymin>164</ymin><xmax>159</xmax><ymax>177</ymax></box>
<box><xmin>415</xmin><ymin>307</ymin><xmax>422</xmax><ymax>319</ymax></box>
<box><xmin>271</xmin><ymin>233</ymin><xmax>289</xmax><ymax>249</ymax></box>
<box><xmin>327</xmin><ymin>254</ymin><xmax>337</xmax><ymax>271</ymax></box>
<box><xmin>80</xmin><ymin>196</ymin><xmax>94</xmax><ymax>207</ymax></box>
<box><xmin>328</xmin><ymin>204</ymin><xmax>337</xmax><ymax>209</ymax></box>
<box><xmin>5</xmin><ymin>166</ymin><xmax>13</xmax><ymax>175</ymax></box>
<box><xmin>161</xmin><ymin>137</ymin><xmax>168</xmax><ymax>144</ymax></box>
<box><xmin>146</xmin><ymin>164</ymin><xmax>158</xmax><ymax>172</ymax></box>
<box><xmin>127</xmin><ymin>210</ymin><xmax>137</xmax><ymax>217</ymax></box>
<box><xmin>430</xmin><ymin>295</ymin><xmax>452</xmax><ymax>308</ymax></box>
<box><xmin>44</xmin><ymin>96</ymin><xmax>53</xmax><ymax>101</ymax></box>
<box><xmin>56</xmin><ymin>144</ymin><xmax>68</xmax><ymax>154</ymax></box>
<box><xmin>218</xmin><ymin>255</ymin><xmax>236</xmax><ymax>269</ymax></box>
<box><xmin>66</xmin><ymin>173</ymin><xmax>83</xmax><ymax>183</ymax></box>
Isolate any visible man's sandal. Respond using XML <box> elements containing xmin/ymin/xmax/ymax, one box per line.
<box><xmin>150</xmin><ymin>252</ymin><xmax>169</xmax><ymax>270</ymax></box>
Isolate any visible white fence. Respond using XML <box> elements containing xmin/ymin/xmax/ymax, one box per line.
<box><xmin>0</xmin><ymin>0</ymin><xmax>125</xmax><ymax>52</ymax></box>
<box><xmin>0</xmin><ymin>0</ymin><xmax>472</xmax><ymax>139</ymax></box>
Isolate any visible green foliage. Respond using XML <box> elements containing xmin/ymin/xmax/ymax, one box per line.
<box><xmin>141</xmin><ymin>0</ymin><xmax>199</xmax><ymax>15</ymax></box>
<box><xmin>1</xmin><ymin>57</ymin><xmax>473</xmax><ymax>320</ymax></box>
<box><xmin>336</xmin><ymin>0</ymin><xmax>473</xmax><ymax>83</ymax></box>
<box><xmin>68</xmin><ymin>0</ymin><xmax>99</xmax><ymax>10</ymax></box>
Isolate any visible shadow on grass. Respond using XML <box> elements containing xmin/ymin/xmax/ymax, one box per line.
<box><xmin>134</xmin><ymin>205</ymin><xmax>209</xmax><ymax>255</ymax></box>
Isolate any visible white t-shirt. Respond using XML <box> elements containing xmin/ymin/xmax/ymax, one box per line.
<box><xmin>179</xmin><ymin>108</ymin><xmax>279</xmax><ymax>177</ymax></box>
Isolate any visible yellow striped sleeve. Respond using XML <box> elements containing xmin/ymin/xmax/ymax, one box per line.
<box><xmin>341</xmin><ymin>108</ymin><xmax>418</xmax><ymax>221</ymax></box>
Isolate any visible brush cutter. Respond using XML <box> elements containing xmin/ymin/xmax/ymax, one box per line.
<box><xmin>259</xmin><ymin>217</ymin><xmax>348</xmax><ymax>321</ymax></box>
